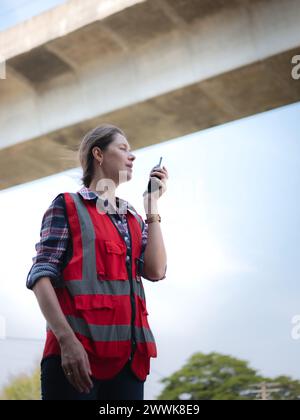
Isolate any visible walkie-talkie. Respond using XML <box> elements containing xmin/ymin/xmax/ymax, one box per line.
<box><xmin>147</xmin><ymin>157</ymin><xmax>163</xmax><ymax>193</ymax></box>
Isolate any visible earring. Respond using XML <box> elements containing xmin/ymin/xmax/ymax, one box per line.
<box><xmin>99</xmin><ymin>161</ymin><xmax>103</xmax><ymax>166</ymax></box>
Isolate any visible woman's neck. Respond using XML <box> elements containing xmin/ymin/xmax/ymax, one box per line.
<box><xmin>88</xmin><ymin>179</ymin><xmax>117</xmax><ymax>198</ymax></box>
<box><xmin>88</xmin><ymin>184</ymin><xmax>119</xmax><ymax>212</ymax></box>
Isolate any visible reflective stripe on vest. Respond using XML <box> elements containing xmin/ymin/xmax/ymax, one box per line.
<box><xmin>65</xmin><ymin>316</ymin><xmax>155</xmax><ymax>343</ymax></box>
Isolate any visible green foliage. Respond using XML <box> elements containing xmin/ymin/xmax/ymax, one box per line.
<box><xmin>0</xmin><ymin>366</ymin><xmax>41</xmax><ymax>400</ymax></box>
<box><xmin>267</xmin><ymin>376</ymin><xmax>300</xmax><ymax>400</ymax></box>
<box><xmin>157</xmin><ymin>352</ymin><xmax>300</xmax><ymax>400</ymax></box>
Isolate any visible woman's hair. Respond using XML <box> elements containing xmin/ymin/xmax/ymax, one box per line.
<box><xmin>78</xmin><ymin>124</ymin><xmax>126</xmax><ymax>188</ymax></box>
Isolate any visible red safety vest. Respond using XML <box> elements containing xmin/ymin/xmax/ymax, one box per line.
<box><xmin>43</xmin><ymin>192</ymin><xmax>157</xmax><ymax>381</ymax></box>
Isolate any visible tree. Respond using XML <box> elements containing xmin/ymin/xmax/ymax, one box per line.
<box><xmin>157</xmin><ymin>352</ymin><xmax>300</xmax><ymax>400</ymax></box>
<box><xmin>266</xmin><ymin>376</ymin><xmax>300</xmax><ymax>400</ymax></box>
<box><xmin>0</xmin><ymin>367</ymin><xmax>41</xmax><ymax>400</ymax></box>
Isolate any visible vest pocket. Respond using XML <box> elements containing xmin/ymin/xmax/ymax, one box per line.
<box><xmin>104</xmin><ymin>240</ymin><xmax>125</xmax><ymax>254</ymax></box>
<box><xmin>101</xmin><ymin>240</ymin><xmax>128</xmax><ymax>280</ymax></box>
<box><xmin>72</xmin><ymin>295</ymin><xmax>131</xmax><ymax>359</ymax></box>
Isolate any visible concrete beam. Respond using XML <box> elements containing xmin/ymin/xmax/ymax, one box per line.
<box><xmin>0</xmin><ymin>0</ymin><xmax>300</xmax><ymax>189</ymax></box>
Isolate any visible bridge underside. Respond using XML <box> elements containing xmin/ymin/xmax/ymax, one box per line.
<box><xmin>0</xmin><ymin>0</ymin><xmax>299</xmax><ymax>189</ymax></box>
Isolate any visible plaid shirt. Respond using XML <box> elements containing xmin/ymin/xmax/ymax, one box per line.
<box><xmin>26</xmin><ymin>187</ymin><xmax>166</xmax><ymax>289</ymax></box>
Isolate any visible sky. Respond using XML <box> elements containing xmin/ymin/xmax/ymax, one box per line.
<box><xmin>0</xmin><ymin>101</ymin><xmax>300</xmax><ymax>398</ymax></box>
<box><xmin>1</xmin><ymin>0</ymin><xmax>300</xmax><ymax>400</ymax></box>
<box><xmin>0</xmin><ymin>0</ymin><xmax>66</xmax><ymax>31</ymax></box>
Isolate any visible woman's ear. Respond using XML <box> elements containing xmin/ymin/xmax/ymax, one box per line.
<box><xmin>91</xmin><ymin>146</ymin><xmax>103</xmax><ymax>163</ymax></box>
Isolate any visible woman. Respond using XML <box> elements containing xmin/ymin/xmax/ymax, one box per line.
<box><xmin>26</xmin><ymin>124</ymin><xmax>168</xmax><ymax>400</ymax></box>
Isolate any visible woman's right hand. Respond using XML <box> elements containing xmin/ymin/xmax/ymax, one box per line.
<box><xmin>60</xmin><ymin>334</ymin><xmax>93</xmax><ymax>394</ymax></box>
<box><xmin>32</xmin><ymin>277</ymin><xmax>94</xmax><ymax>394</ymax></box>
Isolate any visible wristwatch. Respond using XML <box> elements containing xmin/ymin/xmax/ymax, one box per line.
<box><xmin>145</xmin><ymin>214</ymin><xmax>161</xmax><ymax>224</ymax></box>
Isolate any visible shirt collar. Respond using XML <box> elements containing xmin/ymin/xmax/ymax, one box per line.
<box><xmin>77</xmin><ymin>186</ymin><xmax>136</xmax><ymax>216</ymax></box>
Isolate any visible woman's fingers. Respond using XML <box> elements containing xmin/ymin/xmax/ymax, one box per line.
<box><xmin>65</xmin><ymin>368</ymin><xmax>84</xmax><ymax>393</ymax></box>
<box><xmin>85</xmin><ymin>353</ymin><xmax>92</xmax><ymax>377</ymax></box>
<box><xmin>150</xmin><ymin>166</ymin><xmax>168</xmax><ymax>176</ymax></box>
<box><xmin>64</xmin><ymin>360</ymin><xmax>93</xmax><ymax>394</ymax></box>
<box><xmin>79</xmin><ymin>358</ymin><xmax>93</xmax><ymax>390</ymax></box>
<box><xmin>150</xmin><ymin>170</ymin><xmax>168</xmax><ymax>179</ymax></box>
<box><xmin>144</xmin><ymin>166</ymin><xmax>168</xmax><ymax>200</ymax></box>
<box><xmin>70</xmin><ymin>364</ymin><xmax>89</xmax><ymax>394</ymax></box>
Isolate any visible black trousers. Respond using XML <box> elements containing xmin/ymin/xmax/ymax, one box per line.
<box><xmin>41</xmin><ymin>356</ymin><xmax>145</xmax><ymax>400</ymax></box>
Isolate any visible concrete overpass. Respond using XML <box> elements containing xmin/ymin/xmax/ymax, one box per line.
<box><xmin>0</xmin><ymin>0</ymin><xmax>300</xmax><ymax>189</ymax></box>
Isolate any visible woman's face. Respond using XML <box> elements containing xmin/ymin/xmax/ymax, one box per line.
<box><xmin>101</xmin><ymin>133</ymin><xmax>136</xmax><ymax>185</ymax></box>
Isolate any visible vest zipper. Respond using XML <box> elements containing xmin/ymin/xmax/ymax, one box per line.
<box><xmin>107</xmin><ymin>212</ymin><xmax>137</xmax><ymax>361</ymax></box>
<box><xmin>126</xmin><ymin>225</ymin><xmax>137</xmax><ymax>360</ymax></box>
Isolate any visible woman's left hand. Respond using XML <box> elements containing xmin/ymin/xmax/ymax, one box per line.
<box><xmin>143</xmin><ymin>166</ymin><xmax>169</xmax><ymax>205</ymax></box>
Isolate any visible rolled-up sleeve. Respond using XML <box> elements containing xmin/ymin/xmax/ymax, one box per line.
<box><xmin>137</xmin><ymin>222</ymin><xmax>167</xmax><ymax>282</ymax></box>
<box><xmin>26</xmin><ymin>194</ymin><xmax>70</xmax><ymax>290</ymax></box>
